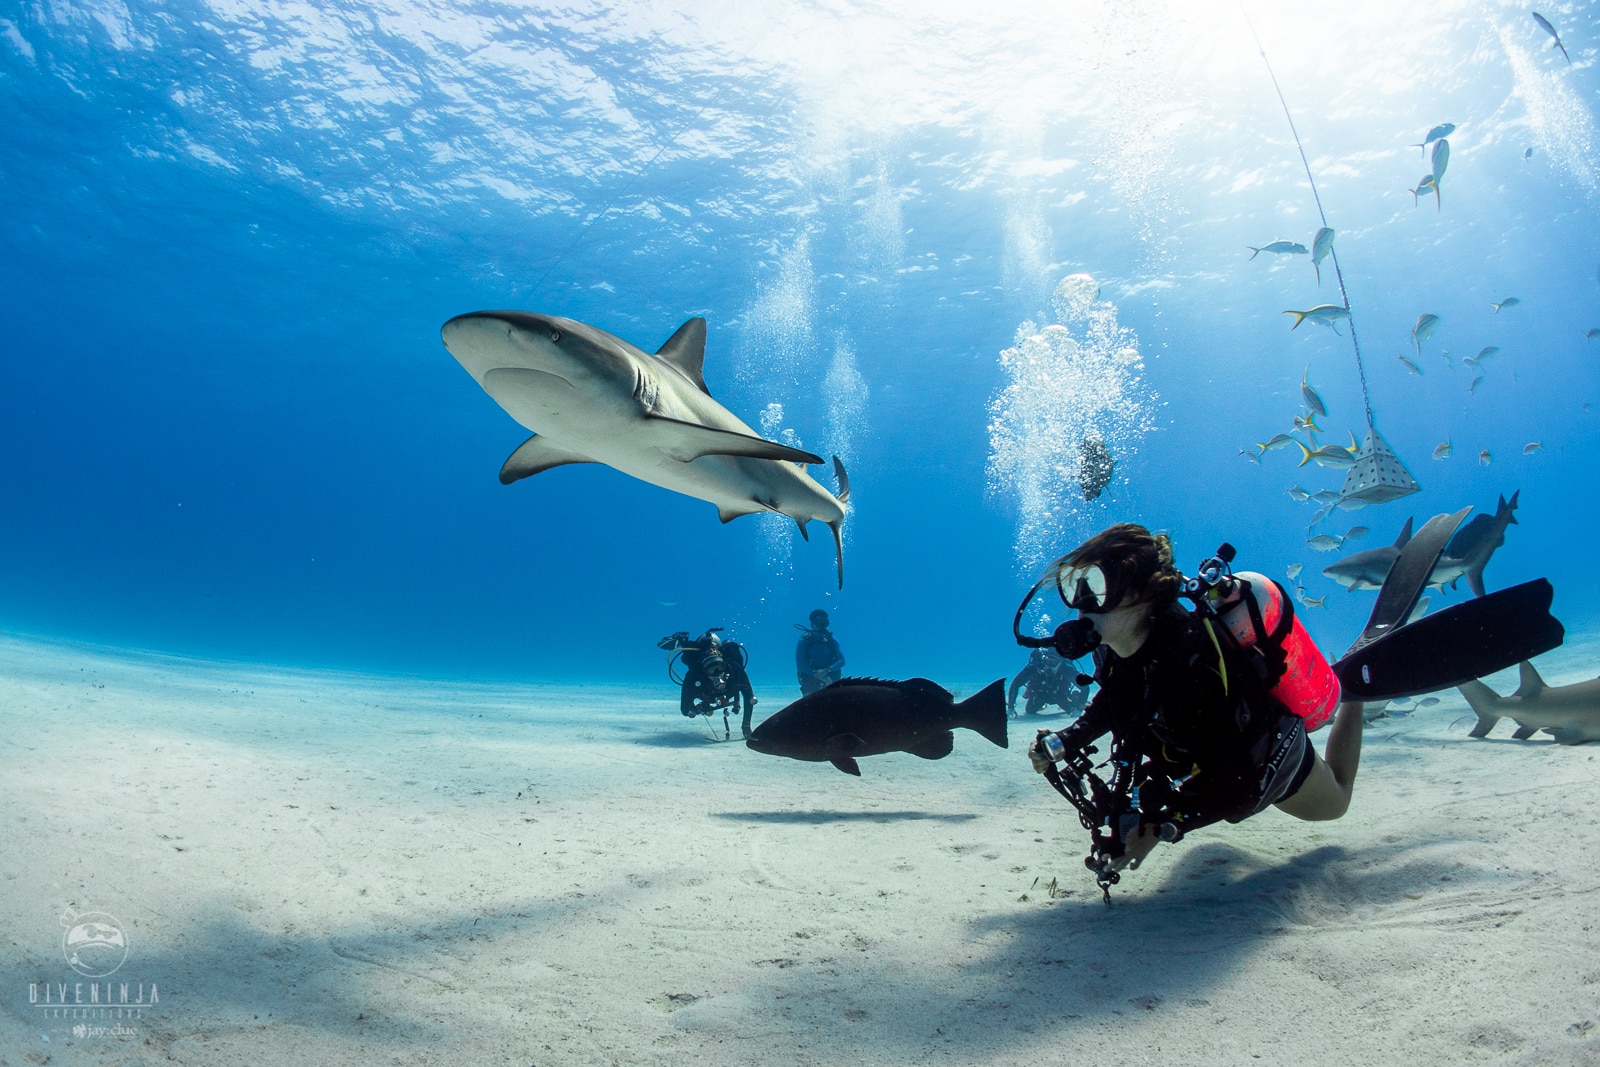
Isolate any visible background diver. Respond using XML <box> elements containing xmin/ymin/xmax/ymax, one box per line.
<box><xmin>1007</xmin><ymin>646</ymin><xmax>1090</xmax><ymax>719</ymax></box>
<box><xmin>658</xmin><ymin>628</ymin><xmax>757</xmax><ymax>740</ymax></box>
<box><xmin>794</xmin><ymin>609</ymin><xmax>846</xmax><ymax>695</ymax></box>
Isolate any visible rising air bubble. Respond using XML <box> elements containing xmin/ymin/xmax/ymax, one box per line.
<box><xmin>987</xmin><ymin>273</ymin><xmax>1157</xmax><ymax>575</ymax></box>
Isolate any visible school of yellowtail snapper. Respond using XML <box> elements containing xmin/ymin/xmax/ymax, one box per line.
<box><xmin>1238</xmin><ymin>10</ymin><xmax>1596</xmax><ymax>614</ymax></box>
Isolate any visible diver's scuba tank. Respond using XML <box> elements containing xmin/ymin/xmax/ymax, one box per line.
<box><xmin>1182</xmin><ymin>544</ymin><xmax>1340</xmax><ymax>731</ymax></box>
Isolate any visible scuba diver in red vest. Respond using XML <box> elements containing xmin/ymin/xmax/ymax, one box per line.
<box><xmin>1020</xmin><ymin>524</ymin><xmax>1362</xmax><ymax>899</ymax></box>
<box><xmin>1020</xmin><ymin>517</ymin><xmax>1564</xmax><ymax>902</ymax></box>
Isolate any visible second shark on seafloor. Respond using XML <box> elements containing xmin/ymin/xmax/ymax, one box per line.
<box><xmin>1321</xmin><ymin>492</ymin><xmax>1519</xmax><ymax>598</ymax></box>
<box><xmin>441</xmin><ymin>311</ymin><xmax>851</xmax><ymax>586</ymax></box>
<box><xmin>1462</xmin><ymin>661</ymin><xmax>1600</xmax><ymax>744</ymax></box>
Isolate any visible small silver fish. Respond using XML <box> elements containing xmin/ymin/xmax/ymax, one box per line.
<box><xmin>1292</xmin><ymin>412</ymin><xmax>1322</xmax><ymax>435</ymax></box>
<box><xmin>1432</xmin><ymin>440</ymin><xmax>1452</xmax><ymax>460</ymax></box>
<box><xmin>1294</xmin><ymin>441</ymin><xmax>1355</xmax><ymax>470</ymax></box>
<box><xmin>1477</xmin><ymin>346</ymin><xmax>1500</xmax><ymax>361</ymax></box>
<box><xmin>1524</xmin><ymin>147</ymin><xmax>1535</xmax><ymax>160</ymax></box>
<box><xmin>1586</xmin><ymin>328</ymin><xmax>1599</xmax><ymax>340</ymax></box>
<box><xmin>1462</xmin><ymin>355</ymin><xmax>1479</xmax><ymax>370</ymax></box>
<box><xmin>1411</xmin><ymin>175</ymin><xmax>1440</xmax><ymax>211</ymax></box>
<box><xmin>1398</xmin><ymin>353</ymin><xmax>1423</xmax><ymax>375</ymax></box>
<box><xmin>1286</xmin><ymin>486</ymin><xmax>1311</xmax><ymax>502</ymax></box>
<box><xmin>1523</xmin><ymin>441</ymin><xmax>1543</xmax><ymax>455</ymax></box>
<box><xmin>1344</xmin><ymin>526</ymin><xmax>1369</xmax><ymax>540</ymax></box>
<box><xmin>1239</xmin><ymin>447</ymin><xmax>1261</xmax><ymax>464</ymax></box>
<box><xmin>1287</xmin><ymin>562</ymin><xmax>1303</xmax><ymax>580</ymax></box>
<box><xmin>1301</xmin><ymin>366</ymin><xmax>1328</xmax><ymax>416</ymax></box>
<box><xmin>1532</xmin><ymin>11</ymin><xmax>1571</xmax><ymax>64</ymax></box>
<box><xmin>1411</xmin><ymin>123</ymin><xmax>1456</xmax><ymax>155</ymax></box>
<box><xmin>1470</xmin><ymin>375</ymin><xmax>1483</xmax><ymax>393</ymax></box>
<box><xmin>1431</xmin><ymin>139</ymin><xmax>1450</xmax><ymax>183</ymax></box>
<box><xmin>1284</xmin><ymin>305</ymin><xmax>1350</xmax><ymax>333</ymax></box>
<box><xmin>1248</xmin><ymin>240</ymin><xmax>1309</xmax><ymax>259</ymax></box>
<box><xmin>1310</xmin><ymin>228</ymin><xmax>1335</xmax><ymax>286</ymax></box>
<box><xmin>1257</xmin><ymin>433</ymin><xmax>1298</xmax><ymax>452</ymax></box>
<box><xmin>1308</xmin><ymin>501</ymin><xmax>1336</xmax><ymax>527</ymax></box>
<box><xmin>1307</xmin><ymin>534</ymin><xmax>1344</xmax><ymax>552</ymax></box>
<box><xmin>1491</xmin><ymin>297</ymin><xmax>1520</xmax><ymax>313</ymax></box>
<box><xmin>1312</xmin><ymin>489</ymin><xmax>1342</xmax><ymax>504</ymax></box>
<box><xmin>1336</xmin><ymin>496</ymin><xmax>1368</xmax><ymax>511</ymax></box>
<box><xmin>1479</xmin><ymin>449</ymin><xmax>1492</xmax><ymax>466</ymax></box>
<box><xmin>1412</xmin><ymin>313</ymin><xmax>1440</xmax><ymax>356</ymax></box>
<box><xmin>1300</xmin><ymin>594</ymin><xmax>1327</xmax><ymax>608</ymax></box>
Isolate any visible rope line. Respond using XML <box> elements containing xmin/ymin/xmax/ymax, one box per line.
<box><xmin>1240</xmin><ymin>10</ymin><xmax>1376</xmax><ymax>429</ymax></box>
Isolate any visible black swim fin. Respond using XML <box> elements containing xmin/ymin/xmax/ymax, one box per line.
<box><xmin>1345</xmin><ymin>507</ymin><xmax>1470</xmax><ymax>658</ymax></box>
<box><xmin>1333</xmin><ymin>578</ymin><xmax>1565</xmax><ymax>702</ymax></box>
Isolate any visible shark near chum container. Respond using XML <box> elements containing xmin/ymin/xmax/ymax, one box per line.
<box><xmin>1213</xmin><ymin>571</ymin><xmax>1341</xmax><ymax>731</ymax></box>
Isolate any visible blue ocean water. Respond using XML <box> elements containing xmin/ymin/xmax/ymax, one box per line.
<box><xmin>2</xmin><ymin>1</ymin><xmax>1597</xmax><ymax>689</ymax></box>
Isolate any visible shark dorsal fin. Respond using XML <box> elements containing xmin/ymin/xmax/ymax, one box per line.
<box><xmin>655</xmin><ymin>317</ymin><xmax>711</xmax><ymax>396</ymax></box>
<box><xmin>1393</xmin><ymin>516</ymin><xmax>1415</xmax><ymax>548</ymax></box>
<box><xmin>1515</xmin><ymin>660</ymin><xmax>1546</xmax><ymax>697</ymax></box>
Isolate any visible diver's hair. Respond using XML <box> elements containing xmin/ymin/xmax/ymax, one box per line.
<box><xmin>1064</xmin><ymin>523</ymin><xmax>1182</xmax><ymax>610</ymax></box>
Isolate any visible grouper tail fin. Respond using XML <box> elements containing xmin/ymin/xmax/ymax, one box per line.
<box><xmin>957</xmin><ymin>679</ymin><xmax>1009</xmax><ymax>749</ymax></box>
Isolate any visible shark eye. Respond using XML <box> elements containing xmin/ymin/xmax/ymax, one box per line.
<box><xmin>549</xmin><ymin>329</ymin><xmax>562</xmax><ymax>342</ymax></box>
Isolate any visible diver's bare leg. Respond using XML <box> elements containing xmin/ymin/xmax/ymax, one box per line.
<box><xmin>1275</xmin><ymin>700</ymin><xmax>1364</xmax><ymax>822</ymax></box>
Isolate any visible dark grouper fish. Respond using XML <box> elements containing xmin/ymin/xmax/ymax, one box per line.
<box><xmin>747</xmin><ymin>678</ymin><xmax>1009</xmax><ymax>775</ymax></box>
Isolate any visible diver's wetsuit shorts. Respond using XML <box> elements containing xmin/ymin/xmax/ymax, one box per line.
<box><xmin>1246</xmin><ymin>715</ymin><xmax>1314</xmax><ymax>816</ymax></box>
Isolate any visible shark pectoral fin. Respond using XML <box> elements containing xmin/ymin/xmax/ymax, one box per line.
<box><xmin>655</xmin><ymin>317</ymin><xmax>711</xmax><ymax>396</ymax></box>
<box><xmin>795</xmin><ymin>517</ymin><xmax>810</xmax><ymax>541</ymax></box>
<box><xmin>829</xmin><ymin>757</ymin><xmax>862</xmax><ymax>776</ymax></box>
<box><xmin>646</xmin><ymin>416</ymin><xmax>824</xmax><ymax>465</ymax></box>
<box><xmin>716</xmin><ymin>501</ymin><xmax>762</xmax><ymax>524</ymax></box>
<box><xmin>906</xmin><ymin>732</ymin><xmax>955</xmax><ymax>760</ymax></box>
<box><xmin>499</xmin><ymin>435</ymin><xmax>597</xmax><ymax>484</ymax></box>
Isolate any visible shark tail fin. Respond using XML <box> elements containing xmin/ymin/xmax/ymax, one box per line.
<box><xmin>956</xmin><ymin>679</ymin><xmax>1009</xmax><ymax>749</ymax></box>
<box><xmin>829</xmin><ymin>518</ymin><xmax>845</xmax><ymax>590</ymax></box>
<box><xmin>1504</xmin><ymin>490</ymin><xmax>1520</xmax><ymax>524</ymax></box>
<box><xmin>1514</xmin><ymin>660</ymin><xmax>1546</xmax><ymax>698</ymax></box>
<box><xmin>832</xmin><ymin>456</ymin><xmax>851</xmax><ymax>505</ymax></box>
<box><xmin>1459</xmin><ymin>678</ymin><xmax>1502</xmax><ymax>738</ymax></box>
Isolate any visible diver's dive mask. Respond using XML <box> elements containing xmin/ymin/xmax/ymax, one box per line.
<box><xmin>1012</xmin><ymin>560</ymin><xmax>1107</xmax><ymax>660</ymax></box>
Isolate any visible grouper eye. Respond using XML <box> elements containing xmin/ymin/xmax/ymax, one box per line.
<box><xmin>550</xmin><ymin>329</ymin><xmax>562</xmax><ymax>342</ymax></box>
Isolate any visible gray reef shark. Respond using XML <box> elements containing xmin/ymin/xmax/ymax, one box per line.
<box><xmin>1430</xmin><ymin>492</ymin><xmax>1519</xmax><ymax>597</ymax></box>
<box><xmin>1322</xmin><ymin>493</ymin><xmax>1518</xmax><ymax>597</ymax></box>
<box><xmin>1462</xmin><ymin>660</ymin><xmax>1600</xmax><ymax>744</ymax></box>
<box><xmin>1321</xmin><ymin>516</ymin><xmax>1415</xmax><ymax>591</ymax></box>
<box><xmin>441</xmin><ymin>311</ymin><xmax>851</xmax><ymax>585</ymax></box>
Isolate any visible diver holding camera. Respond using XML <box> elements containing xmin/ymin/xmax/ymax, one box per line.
<box><xmin>658</xmin><ymin>628</ymin><xmax>757</xmax><ymax>741</ymax></box>
<box><xmin>1015</xmin><ymin>524</ymin><xmax>1360</xmax><ymax>901</ymax></box>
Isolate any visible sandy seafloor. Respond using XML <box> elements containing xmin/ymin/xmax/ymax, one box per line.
<box><xmin>2</xmin><ymin>629</ymin><xmax>1598</xmax><ymax>1067</ymax></box>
